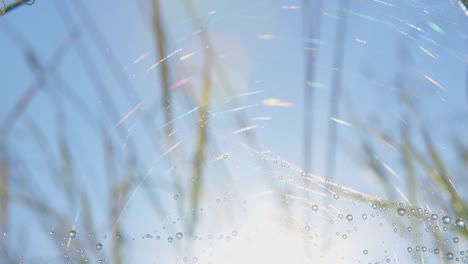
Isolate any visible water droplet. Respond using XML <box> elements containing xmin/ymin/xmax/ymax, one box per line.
<box><xmin>434</xmin><ymin>249</ymin><xmax>439</xmax><ymax>254</ymax></box>
<box><xmin>363</xmin><ymin>249</ymin><xmax>368</xmax><ymax>255</ymax></box>
<box><xmin>304</xmin><ymin>225</ymin><xmax>310</xmax><ymax>231</ymax></box>
<box><xmin>96</xmin><ymin>243</ymin><xmax>102</xmax><ymax>250</ymax></box>
<box><xmin>346</xmin><ymin>214</ymin><xmax>353</xmax><ymax>221</ymax></box>
<box><xmin>455</xmin><ymin>218</ymin><xmax>465</xmax><ymax>228</ymax></box>
<box><xmin>68</xmin><ymin>230</ymin><xmax>77</xmax><ymax>238</ymax></box>
<box><xmin>362</xmin><ymin>214</ymin><xmax>367</xmax><ymax>219</ymax></box>
<box><xmin>431</xmin><ymin>214</ymin><xmax>438</xmax><ymax>220</ymax></box>
<box><xmin>312</xmin><ymin>204</ymin><xmax>319</xmax><ymax>211</ymax></box>
<box><xmin>397</xmin><ymin>208</ymin><xmax>406</xmax><ymax>216</ymax></box>
<box><xmin>453</xmin><ymin>237</ymin><xmax>459</xmax><ymax>243</ymax></box>
<box><xmin>176</xmin><ymin>232</ymin><xmax>183</xmax><ymax>239</ymax></box>
<box><xmin>168</xmin><ymin>237</ymin><xmax>173</xmax><ymax>243</ymax></box>
<box><xmin>174</xmin><ymin>195</ymin><xmax>179</xmax><ymax>200</ymax></box>
<box><xmin>407</xmin><ymin>247</ymin><xmax>413</xmax><ymax>252</ymax></box>
<box><xmin>442</xmin><ymin>216</ymin><xmax>452</xmax><ymax>224</ymax></box>
<box><xmin>333</xmin><ymin>194</ymin><xmax>340</xmax><ymax>199</ymax></box>
<box><xmin>49</xmin><ymin>230</ymin><xmax>54</xmax><ymax>236</ymax></box>
<box><xmin>232</xmin><ymin>230</ymin><xmax>238</xmax><ymax>237</ymax></box>
<box><xmin>446</xmin><ymin>252</ymin><xmax>454</xmax><ymax>260</ymax></box>
<box><xmin>342</xmin><ymin>234</ymin><xmax>347</xmax><ymax>239</ymax></box>
<box><xmin>372</xmin><ymin>204</ymin><xmax>378</xmax><ymax>209</ymax></box>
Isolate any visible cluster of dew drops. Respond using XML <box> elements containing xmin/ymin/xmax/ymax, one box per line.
<box><xmin>56</xmin><ymin>157</ymin><xmax>468</xmax><ymax>262</ymax></box>
<box><xmin>396</xmin><ymin>206</ymin><xmax>468</xmax><ymax>262</ymax></box>
<box><xmin>60</xmin><ymin>227</ymin><xmax>240</xmax><ymax>263</ymax></box>
<box><xmin>66</xmin><ymin>230</ymin><xmax>103</xmax><ymax>251</ymax></box>
<box><xmin>272</xmin><ymin>157</ymin><xmax>468</xmax><ymax>262</ymax></box>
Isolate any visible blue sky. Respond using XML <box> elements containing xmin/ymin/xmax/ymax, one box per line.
<box><xmin>1</xmin><ymin>0</ymin><xmax>467</xmax><ymax>262</ymax></box>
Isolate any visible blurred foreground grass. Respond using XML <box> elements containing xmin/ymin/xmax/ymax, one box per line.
<box><xmin>0</xmin><ymin>0</ymin><xmax>467</xmax><ymax>263</ymax></box>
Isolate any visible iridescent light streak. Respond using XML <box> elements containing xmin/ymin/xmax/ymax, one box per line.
<box><xmin>369</xmin><ymin>0</ymin><xmax>396</xmax><ymax>7</ymax></box>
<box><xmin>307</xmin><ymin>82</ymin><xmax>327</xmax><ymax>89</ymax></box>
<box><xmin>168</xmin><ymin>129</ymin><xmax>176</xmax><ymax>137</ymax></box>
<box><xmin>345</xmin><ymin>9</ymin><xmax>395</xmax><ymax>29</ymax></box>
<box><xmin>423</xmin><ymin>73</ymin><xmax>446</xmax><ymax>91</ymax></box>
<box><xmin>329</xmin><ymin>117</ymin><xmax>352</xmax><ymax>127</ymax></box>
<box><xmin>223</xmin><ymin>104</ymin><xmax>258</xmax><ymax>114</ymax></box>
<box><xmin>238</xmin><ymin>90</ymin><xmax>263</xmax><ymax>97</ymax></box>
<box><xmin>232</xmin><ymin>125</ymin><xmax>259</xmax><ymax>134</ymax></box>
<box><xmin>169</xmin><ymin>77</ymin><xmax>191</xmax><ymax>89</ymax></box>
<box><xmin>355</xmin><ymin>38</ymin><xmax>367</xmax><ymax>44</ymax></box>
<box><xmin>157</xmin><ymin>106</ymin><xmax>200</xmax><ymax>130</ymax></box>
<box><xmin>251</xmin><ymin>116</ymin><xmax>272</xmax><ymax>121</ymax></box>
<box><xmin>133</xmin><ymin>50</ymin><xmax>151</xmax><ymax>64</ymax></box>
<box><xmin>113</xmin><ymin>141</ymin><xmax>181</xmax><ymax>228</ymax></box>
<box><xmin>382</xmin><ymin>161</ymin><xmax>400</xmax><ymax>180</ymax></box>
<box><xmin>448</xmin><ymin>177</ymin><xmax>461</xmax><ymax>197</ymax></box>
<box><xmin>115</xmin><ymin>101</ymin><xmax>144</xmax><ymax>127</ymax></box>
<box><xmin>179</xmin><ymin>52</ymin><xmax>195</xmax><ymax>61</ymax></box>
<box><xmin>418</xmin><ymin>46</ymin><xmax>437</xmax><ymax>59</ymax></box>
<box><xmin>281</xmin><ymin>5</ymin><xmax>300</xmax><ymax>10</ymax></box>
<box><xmin>127</xmin><ymin>123</ymin><xmax>137</xmax><ymax>133</ymax></box>
<box><xmin>226</xmin><ymin>90</ymin><xmax>263</xmax><ymax>102</ymax></box>
<box><xmin>263</xmin><ymin>99</ymin><xmax>294</xmax><ymax>107</ymax></box>
<box><xmin>427</xmin><ymin>22</ymin><xmax>444</xmax><ymax>34</ymax></box>
<box><xmin>397</xmin><ymin>18</ymin><xmax>424</xmax><ymax>32</ymax></box>
<box><xmin>393</xmin><ymin>183</ymin><xmax>410</xmax><ymax>204</ymax></box>
<box><xmin>146</xmin><ymin>48</ymin><xmax>182</xmax><ymax>72</ymax></box>
<box><xmin>257</xmin><ymin>34</ymin><xmax>276</xmax><ymax>40</ymax></box>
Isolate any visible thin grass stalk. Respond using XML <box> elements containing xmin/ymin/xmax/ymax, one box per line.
<box><xmin>1</xmin><ymin>29</ymin><xmax>78</xmax><ymax>131</ymax></box>
<box><xmin>401</xmin><ymin>126</ymin><xmax>417</xmax><ymax>205</ymax></box>
<box><xmin>324</xmin><ymin>1</ymin><xmax>350</xmax><ymax>180</ymax></box>
<box><xmin>190</xmin><ymin>67</ymin><xmax>211</xmax><ymax>234</ymax></box>
<box><xmin>150</xmin><ymin>0</ymin><xmax>185</xmax><ymax>210</ymax></box>
<box><xmin>67</xmin><ymin>1</ymin><xmax>140</xmax><ymax>106</ymax></box>
<box><xmin>301</xmin><ymin>0</ymin><xmax>323</xmax><ymax>173</ymax></box>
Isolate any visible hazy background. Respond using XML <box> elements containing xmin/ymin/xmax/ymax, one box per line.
<box><xmin>1</xmin><ymin>0</ymin><xmax>467</xmax><ymax>263</ymax></box>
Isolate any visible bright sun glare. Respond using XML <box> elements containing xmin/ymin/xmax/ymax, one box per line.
<box><xmin>193</xmin><ymin>199</ymin><xmax>364</xmax><ymax>264</ymax></box>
